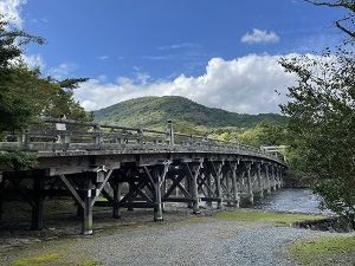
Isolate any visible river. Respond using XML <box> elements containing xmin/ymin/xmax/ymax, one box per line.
<box><xmin>254</xmin><ymin>188</ymin><xmax>331</xmax><ymax>215</ymax></box>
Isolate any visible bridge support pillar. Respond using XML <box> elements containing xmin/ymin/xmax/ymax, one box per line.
<box><xmin>153</xmin><ymin>169</ymin><xmax>163</xmax><ymax>222</ymax></box>
<box><xmin>31</xmin><ymin>176</ymin><xmax>45</xmax><ymax>231</ymax></box>
<box><xmin>188</xmin><ymin>162</ymin><xmax>202</xmax><ymax>215</ymax></box>
<box><xmin>0</xmin><ymin>176</ymin><xmax>4</xmax><ymax>223</ymax></box>
<box><xmin>206</xmin><ymin>173</ymin><xmax>213</xmax><ymax>208</ymax></box>
<box><xmin>257</xmin><ymin>164</ymin><xmax>264</xmax><ymax>199</ymax></box>
<box><xmin>127</xmin><ymin>180</ymin><xmax>134</xmax><ymax>211</ymax></box>
<box><xmin>229</xmin><ymin>162</ymin><xmax>240</xmax><ymax>208</ymax></box>
<box><xmin>112</xmin><ymin>177</ymin><xmax>122</xmax><ymax>219</ymax></box>
<box><xmin>246</xmin><ymin>164</ymin><xmax>254</xmax><ymax>205</ymax></box>
<box><xmin>82</xmin><ymin>179</ymin><xmax>93</xmax><ymax>235</ymax></box>
<box><xmin>185</xmin><ymin>174</ymin><xmax>193</xmax><ymax>209</ymax></box>
<box><xmin>265</xmin><ymin>165</ymin><xmax>271</xmax><ymax>195</ymax></box>
<box><xmin>214</xmin><ymin>162</ymin><xmax>223</xmax><ymax>209</ymax></box>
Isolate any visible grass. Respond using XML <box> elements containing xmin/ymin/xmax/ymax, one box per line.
<box><xmin>289</xmin><ymin>236</ymin><xmax>355</xmax><ymax>266</ymax></box>
<box><xmin>12</xmin><ymin>253</ymin><xmax>61</xmax><ymax>266</ymax></box>
<box><xmin>214</xmin><ymin>209</ymin><xmax>325</xmax><ymax>226</ymax></box>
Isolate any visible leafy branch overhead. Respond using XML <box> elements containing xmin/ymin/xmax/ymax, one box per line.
<box><xmin>305</xmin><ymin>0</ymin><xmax>355</xmax><ymax>38</ymax></box>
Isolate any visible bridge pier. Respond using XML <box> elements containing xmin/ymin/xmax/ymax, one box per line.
<box><xmin>229</xmin><ymin>162</ymin><xmax>240</xmax><ymax>208</ymax></box>
<box><xmin>213</xmin><ymin>161</ymin><xmax>223</xmax><ymax>209</ymax></box>
<box><xmin>206</xmin><ymin>173</ymin><xmax>213</xmax><ymax>208</ymax></box>
<box><xmin>187</xmin><ymin>161</ymin><xmax>202</xmax><ymax>214</ymax></box>
<box><xmin>153</xmin><ymin>168</ymin><xmax>163</xmax><ymax>221</ymax></box>
<box><xmin>31</xmin><ymin>176</ymin><xmax>45</xmax><ymax>231</ymax></box>
<box><xmin>265</xmin><ymin>164</ymin><xmax>272</xmax><ymax>195</ymax></box>
<box><xmin>0</xmin><ymin>176</ymin><xmax>4</xmax><ymax>223</ymax></box>
<box><xmin>112</xmin><ymin>176</ymin><xmax>122</xmax><ymax>219</ymax></box>
<box><xmin>246</xmin><ymin>163</ymin><xmax>254</xmax><ymax>205</ymax></box>
<box><xmin>82</xmin><ymin>178</ymin><xmax>93</xmax><ymax>235</ymax></box>
<box><xmin>256</xmin><ymin>163</ymin><xmax>264</xmax><ymax>199</ymax></box>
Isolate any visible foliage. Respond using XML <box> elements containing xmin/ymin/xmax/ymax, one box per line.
<box><xmin>280</xmin><ymin>44</ymin><xmax>355</xmax><ymax>227</ymax></box>
<box><xmin>0</xmin><ymin>15</ymin><xmax>90</xmax><ymax>170</ymax></box>
<box><xmin>305</xmin><ymin>0</ymin><xmax>355</xmax><ymax>38</ymax></box>
<box><xmin>0</xmin><ymin>151</ymin><xmax>37</xmax><ymax>170</ymax></box>
<box><xmin>0</xmin><ymin>16</ymin><xmax>90</xmax><ymax>133</ymax></box>
<box><xmin>289</xmin><ymin>236</ymin><xmax>355</xmax><ymax>266</ymax></box>
<box><xmin>93</xmin><ymin>96</ymin><xmax>287</xmax><ymax>130</ymax></box>
<box><xmin>215</xmin><ymin>209</ymin><xmax>324</xmax><ymax>226</ymax></box>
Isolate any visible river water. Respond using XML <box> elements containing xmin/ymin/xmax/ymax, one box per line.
<box><xmin>254</xmin><ymin>188</ymin><xmax>330</xmax><ymax>215</ymax></box>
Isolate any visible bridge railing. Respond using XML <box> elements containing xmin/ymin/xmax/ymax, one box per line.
<box><xmin>0</xmin><ymin>117</ymin><xmax>282</xmax><ymax>162</ymax></box>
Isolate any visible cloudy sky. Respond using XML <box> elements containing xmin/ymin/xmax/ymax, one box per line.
<box><xmin>0</xmin><ymin>0</ymin><xmax>346</xmax><ymax>113</ymax></box>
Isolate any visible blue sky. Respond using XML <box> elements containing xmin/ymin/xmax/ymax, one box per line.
<box><xmin>1</xmin><ymin>0</ymin><xmax>347</xmax><ymax>113</ymax></box>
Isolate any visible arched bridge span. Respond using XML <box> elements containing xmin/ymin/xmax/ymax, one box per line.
<box><xmin>0</xmin><ymin>118</ymin><xmax>287</xmax><ymax>234</ymax></box>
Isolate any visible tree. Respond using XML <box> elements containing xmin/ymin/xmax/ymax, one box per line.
<box><xmin>0</xmin><ymin>15</ymin><xmax>90</xmax><ymax>170</ymax></box>
<box><xmin>305</xmin><ymin>0</ymin><xmax>355</xmax><ymax>38</ymax></box>
<box><xmin>280</xmin><ymin>45</ymin><xmax>355</xmax><ymax>228</ymax></box>
<box><xmin>0</xmin><ymin>16</ymin><xmax>89</xmax><ymax>133</ymax></box>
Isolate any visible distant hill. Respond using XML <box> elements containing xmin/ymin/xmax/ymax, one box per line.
<box><xmin>93</xmin><ymin>96</ymin><xmax>286</xmax><ymax>130</ymax></box>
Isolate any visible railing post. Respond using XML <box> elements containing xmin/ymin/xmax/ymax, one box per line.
<box><xmin>167</xmin><ymin>120</ymin><xmax>174</xmax><ymax>146</ymax></box>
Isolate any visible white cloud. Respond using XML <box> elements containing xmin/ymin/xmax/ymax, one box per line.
<box><xmin>97</xmin><ymin>55</ymin><xmax>109</xmax><ymax>60</ymax></box>
<box><xmin>22</xmin><ymin>54</ymin><xmax>45</xmax><ymax>69</ymax></box>
<box><xmin>157</xmin><ymin>43</ymin><xmax>200</xmax><ymax>50</ymax></box>
<box><xmin>0</xmin><ymin>0</ymin><xmax>27</xmax><ymax>28</ymax></box>
<box><xmin>241</xmin><ymin>29</ymin><xmax>280</xmax><ymax>44</ymax></box>
<box><xmin>75</xmin><ymin>54</ymin><xmax>298</xmax><ymax>113</ymax></box>
<box><xmin>48</xmin><ymin>63</ymin><xmax>76</xmax><ymax>79</ymax></box>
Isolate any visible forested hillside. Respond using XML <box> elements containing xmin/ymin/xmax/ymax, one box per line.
<box><xmin>93</xmin><ymin>96</ymin><xmax>287</xmax><ymax>130</ymax></box>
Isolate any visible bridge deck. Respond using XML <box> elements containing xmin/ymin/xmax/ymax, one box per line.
<box><xmin>0</xmin><ymin>118</ymin><xmax>287</xmax><ymax>234</ymax></box>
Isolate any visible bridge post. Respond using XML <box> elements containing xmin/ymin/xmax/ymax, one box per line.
<box><xmin>82</xmin><ymin>178</ymin><xmax>93</xmax><ymax>235</ymax></box>
<box><xmin>0</xmin><ymin>175</ymin><xmax>4</xmax><ymax>222</ymax></box>
<box><xmin>153</xmin><ymin>167</ymin><xmax>163</xmax><ymax>221</ymax></box>
<box><xmin>187</xmin><ymin>161</ymin><xmax>202</xmax><ymax>214</ymax></box>
<box><xmin>31</xmin><ymin>176</ymin><xmax>45</xmax><ymax>230</ymax></box>
<box><xmin>127</xmin><ymin>180</ymin><xmax>134</xmax><ymax>211</ymax></box>
<box><xmin>229</xmin><ymin>161</ymin><xmax>240</xmax><ymax>208</ymax></box>
<box><xmin>246</xmin><ymin>163</ymin><xmax>254</xmax><ymax>205</ymax></box>
<box><xmin>265</xmin><ymin>164</ymin><xmax>271</xmax><ymax>195</ymax></box>
<box><xmin>271</xmin><ymin>165</ymin><xmax>276</xmax><ymax>191</ymax></box>
<box><xmin>185</xmin><ymin>172</ymin><xmax>193</xmax><ymax>209</ymax></box>
<box><xmin>256</xmin><ymin>163</ymin><xmax>264</xmax><ymax>199</ymax></box>
<box><xmin>214</xmin><ymin>161</ymin><xmax>224</xmax><ymax>209</ymax></box>
<box><xmin>112</xmin><ymin>176</ymin><xmax>122</xmax><ymax>219</ymax></box>
<box><xmin>206</xmin><ymin>173</ymin><xmax>213</xmax><ymax>208</ymax></box>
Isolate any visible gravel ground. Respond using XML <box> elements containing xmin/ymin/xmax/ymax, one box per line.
<box><xmin>0</xmin><ymin>211</ymin><xmax>341</xmax><ymax>266</ymax></box>
<box><xmin>81</xmin><ymin>219</ymin><xmax>329</xmax><ymax>266</ymax></box>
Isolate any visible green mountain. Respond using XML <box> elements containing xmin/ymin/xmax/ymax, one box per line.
<box><xmin>93</xmin><ymin>96</ymin><xmax>286</xmax><ymax>131</ymax></box>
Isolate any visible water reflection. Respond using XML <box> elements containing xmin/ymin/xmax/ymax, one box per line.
<box><xmin>254</xmin><ymin>189</ymin><xmax>331</xmax><ymax>215</ymax></box>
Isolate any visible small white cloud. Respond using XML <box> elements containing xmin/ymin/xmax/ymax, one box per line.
<box><xmin>241</xmin><ymin>29</ymin><xmax>280</xmax><ymax>44</ymax></box>
<box><xmin>48</xmin><ymin>63</ymin><xmax>76</xmax><ymax>80</ymax></box>
<box><xmin>22</xmin><ymin>54</ymin><xmax>45</xmax><ymax>69</ymax></box>
<box><xmin>157</xmin><ymin>43</ymin><xmax>200</xmax><ymax>50</ymax></box>
<box><xmin>142</xmin><ymin>55</ymin><xmax>172</xmax><ymax>60</ymax></box>
<box><xmin>0</xmin><ymin>0</ymin><xmax>27</xmax><ymax>28</ymax></box>
<box><xmin>97</xmin><ymin>55</ymin><xmax>109</xmax><ymax>60</ymax></box>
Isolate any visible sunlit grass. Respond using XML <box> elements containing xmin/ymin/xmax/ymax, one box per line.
<box><xmin>214</xmin><ymin>209</ymin><xmax>325</xmax><ymax>226</ymax></box>
<box><xmin>12</xmin><ymin>253</ymin><xmax>61</xmax><ymax>266</ymax></box>
<box><xmin>289</xmin><ymin>236</ymin><xmax>355</xmax><ymax>265</ymax></box>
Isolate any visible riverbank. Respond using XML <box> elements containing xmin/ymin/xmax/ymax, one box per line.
<box><xmin>1</xmin><ymin>208</ymin><xmax>354</xmax><ymax>266</ymax></box>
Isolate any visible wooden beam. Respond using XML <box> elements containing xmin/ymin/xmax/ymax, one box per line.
<box><xmin>59</xmin><ymin>175</ymin><xmax>84</xmax><ymax>209</ymax></box>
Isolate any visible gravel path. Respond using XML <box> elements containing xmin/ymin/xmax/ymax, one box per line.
<box><xmin>81</xmin><ymin>219</ymin><xmax>327</xmax><ymax>266</ymax></box>
<box><xmin>0</xmin><ymin>210</ymin><xmax>344</xmax><ymax>266</ymax></box>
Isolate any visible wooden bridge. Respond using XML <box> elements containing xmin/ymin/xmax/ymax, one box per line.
<box><xmin>0</xmin><ymin>118</ymin><xmax>287</xmax><ymax>235</ymax></box>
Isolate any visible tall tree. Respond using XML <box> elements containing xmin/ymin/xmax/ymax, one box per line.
<box><xmin>305</xmin><ymin>0</ymin><xmax>355</xmax><ymax>38</ymax></box>
<box><xmin>281</xmin><ymin>2</ymin><xmax>355</xmax><ymax>228</ymax></box>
